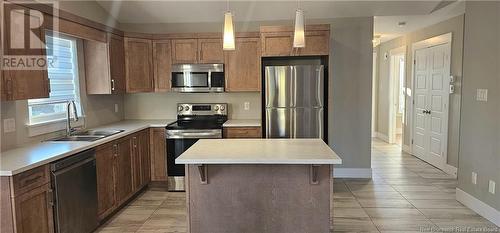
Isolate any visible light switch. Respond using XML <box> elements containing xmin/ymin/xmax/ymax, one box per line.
<box><xmin>476</xmin><ymin>89</ymin><xmax>488</xmax><ymax>102</ymax></box>
<box><xmin>489</xmin><ymin>180</ymin><xmax>496</xmax><ymax>194</ymax></box>
<box><xmin>472</xmin><ymin>172</ymin><xmax>477</xmax><ymax>185</ymax></box>
<box><xmin>114</xmin><ymin>104</ymin><xmax>119</xmax><ymax>113</ymax></box>
<box><xmin>3</xmin><ymin>118</ymin><xmax>16</xmax><ymax>133</ymax></box>
<box><xmin>244</xmin><ymin>102</ymin><xmax>250</xmax><ymax>111</ymax></box>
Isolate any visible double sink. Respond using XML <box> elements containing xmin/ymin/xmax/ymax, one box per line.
<box><xmin>50</xmin><ymin>129</ymin><xmax>125</xmax><ymax>142</ymax></box>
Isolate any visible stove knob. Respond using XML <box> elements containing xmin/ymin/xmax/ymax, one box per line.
<box><xmin>178</xmin><ymin>106</ymin><xmax>184</xmax><ymax>111</ymax></box>
<box><xmin>220</xmin><ymin>105</ymin><xmax>225</xmax><ymax>111</ymax></box>
<box><xmin>214</xmin><ymin>105</ymin><xmax>219</xmax><ymax>111</ymax></box>
<box><xmin>184</xmin><ymin>106</ymin><xmax>190</xmax><ymax>111</ymax></box>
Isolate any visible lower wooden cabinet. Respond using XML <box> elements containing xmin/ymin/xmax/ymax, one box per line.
<box><xmin>1</xmin><ymin>165</ymin><xmax>54</xmax><ymax>233</ymax></box>
<box><xmin>224</xmin><ymin>127</ymin><xmax>262</xmax><ymax>138</ymax></box>
<box><xmin>150</xmin><ymin>128</ymin><xmax>167</xmax><ymax>182</ymax></box>
<box><xmin>95</xmin><ymin>129</ymin><xmax>151</xmax><ymax>220</ymax></box>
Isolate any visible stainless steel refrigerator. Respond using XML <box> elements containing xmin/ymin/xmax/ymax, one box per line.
<box><xmin>264</xmin><ymin>65</ymin><xmax>325</xmax><ymax>139</ymax></box>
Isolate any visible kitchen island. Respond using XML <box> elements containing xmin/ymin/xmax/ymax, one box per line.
<box><xmin>176</xmin><ymin>139</ymin><xmax>342</xmax><ymax>233</ymax></box>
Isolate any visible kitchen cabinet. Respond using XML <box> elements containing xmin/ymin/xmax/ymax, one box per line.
<box><xmin>198</xmin><ymin>39</ymin><xmax>224</xmax><ymax>63</ymax></box>
<box><xmin>125</xmin><ymin>38</ymin><xmax>154</xmax><ymax>93</ymax></box>
<box><xmin>171</xmin><ymin>39</ymin><xmax>198</xmax><ymax>64</ymax></box>
<box><xmin>171</xmin><ymin>38</ymin><xmax>223</xmax><ymax>64</ymax></box>
<box><xmin>2</xmin><ymin>4</ymin><xmax>50</xmax><ymax>101</ymax></box>
<box><xmin>150</xmin><ymin>128</ymin><xmax>167</xmax><ymax>182</ymax></box>
<box><xmin>1</xmin><ymin>165</ymin><xmax>54</xmax><ymax>233</ymax></box>
<box><xmin>153</xmin><ymin>40</ymin><xmax>172</xmax><ymax>92</ymax></box>
<box><xmin>224</xmin><ymin>127</ymin><xmax>262</xmax><ymax>138</ymax></box>
<box><xmin>84</xmin><ymin>34</ymin><xmax>126</xmax><ymax>94</ymax></box>
<box><xmin>225</xmin><ymin>37</ymin><xmax>261</xmax><ymax>92</ymax></box>
<box><xmin>260</xmin><ymin>24</ymin><xmax>330</xmax><ymax>57</ymax></box>
<box><xmin>131</xmin><ymin>129</ymin><xmax>150</xmax><ymax>192</ymax></box>
<box><xmin>95</xmin><ymin>142</ymin><xmax>116</xmax><ymax>219</ymax></box>
<box><xmin>114</xmin><ymin>137</ymin><xmax>133</xmax><ymax>205</ymax></box>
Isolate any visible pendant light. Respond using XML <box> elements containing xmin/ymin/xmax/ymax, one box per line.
<box><xmin>293</xmin><ymin>1</ymin><xmax>305</xmax><ymax>48</ymax></box>
<box><xmin>223</xmin><ymin>0</ymin><xmax>235</xmax><ymax>50</ymax></box>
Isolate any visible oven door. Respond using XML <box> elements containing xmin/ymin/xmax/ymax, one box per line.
<box><xmin>171</xmin><ymin>71</ymin><xmax>210</xmax><ymax>92</ymax></box>
<box><xmin>166</xmin><ymin>129</ymin><xmax>222</xmax><ymax>191</ymax></box>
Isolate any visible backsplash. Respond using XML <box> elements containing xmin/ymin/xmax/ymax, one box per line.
<box><xmin>124</xmin><ymin>92</ymin><xmax>262</xmax><ymax>120</ymax></box>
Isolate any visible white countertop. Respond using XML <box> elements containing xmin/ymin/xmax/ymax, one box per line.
<box><xmin>223</xmin><ymin>119</ymin><xmax>261</xmax><ymax>127</ymax></box>
<box><xmin>176</xmin><ymin>139</ymin><xmax>342</xmax><ymax>165</ymax></box>
<box><xmin>0</xmin><ymin>119</ymin><xmax>175</xmax><ymax>176</ymax></box>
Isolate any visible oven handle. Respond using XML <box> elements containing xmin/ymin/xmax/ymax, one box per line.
<box><xmin>166</xmin><ymin>131</ymin><xmax>222</xmax><ymax>139</ymax></box>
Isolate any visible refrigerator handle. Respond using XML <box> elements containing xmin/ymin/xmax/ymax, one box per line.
<box><xmin>291</xmin><ymin>108</ymin><xmax>296</xmax><ymax>138</ymax></box>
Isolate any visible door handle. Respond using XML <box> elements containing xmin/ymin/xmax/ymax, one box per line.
<box><xmin>422</xmin><ymin>110</ymin><xmax>431</xmax><ymax>114</ymax></box>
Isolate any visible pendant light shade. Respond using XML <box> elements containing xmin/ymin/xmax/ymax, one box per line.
<box><xmin>293</xmin><ymin>9</ymin><xmax>305</xmax><ymax>48</ymax></box>
<box><xmin>223</xmin><ymin>11</ymin><xmax>235</xmax><ymax>50</ymax></box>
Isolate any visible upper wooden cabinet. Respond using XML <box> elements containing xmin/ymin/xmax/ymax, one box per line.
<box><xmin>153</xmin><ymin>40</ymin><xmax>172</xmax><ymax>92</ymax></box>
<box><xmin>125</xmin><ymin>38</ymin><xmax>154</xmax><ymax>93</ymax></box>
<box><xmin>225</xmin><ymin>37</ymin><xmax>261</xmax><ymax>92</ymax></box>
<box><xmin>198</xmin><ymin>39</ymin><xmax>224</xmax><ymax>63</ymax></box>
<box><xmin>260</xmin><ymin>24</ymin><xmax>330</xmax><ymax>57</ymax></box>
<box><xmin>171</xmin><ymin>39</ymin><xmax>198</xmax><ymax>64</ymax></box>
<box><xmin>84</xmin><ymin>34</ymin><xmax>126</xmax><ymax>94</ymax></box>
<box><xmin>171</xmin><ymin>38</ymin><xmax>223</xmax><ymax>64</ymax></box>
<box><xmin>2</xmin><ymin>5</ymin><xmax>50</xmax><ymax>101</ymax></box>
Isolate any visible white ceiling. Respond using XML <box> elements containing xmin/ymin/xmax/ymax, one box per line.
<box><xmin>95</xmin><ymin>0</ymin><xmax>444</xmax><ymax>24</ymax></box>
<box><xmin>94</xmin><ymin>1</ymin><xmax>465</xmax><ymax>42</ymax></box>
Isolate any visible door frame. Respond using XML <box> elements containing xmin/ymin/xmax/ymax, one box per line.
<box><xmin>388</xmin><ymin>46</ymin><xmax>406</xmax><ymax>144</ymax></box>
<box><xmin>408</xmin><ymin>33</ymin><xmax>452</xmax><ymax>169</ymax></box>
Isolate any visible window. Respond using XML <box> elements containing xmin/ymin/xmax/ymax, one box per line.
<box><xmin>28</xmin><ymin>34</ymin><xmax>82</xmax><ymax>125</ymax></box>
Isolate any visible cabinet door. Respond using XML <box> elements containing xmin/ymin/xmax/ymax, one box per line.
<box><xmin>125</xmin><ymin>38</ymin><xmax>153</xmax><ymax>93</ymax></box>
<box><xmin>131</xmin><ymin>135</ymin><xmax>142</xmax><ymax>192</ymax></box>
<box><xmin>260</xmin><ymin>32</ymin><xmax>293</xmax><ymax>57</ymax></box>
<box><xmin>297</xmin><ymin>31</ymin><xmax>330</xmax><ymax>56</ymax></box>
<box><xmin>109</xmin><ymin>34</ymin><xmax>126</xmax><ymax>94</ymax></box>
<box><xmin>13</xmin><ymin>183</ymin><xmax>54</xmax><ymax>233</ymax></box>
<box><xmin>198</xmin><ymin>39</ymin><xmax>223</xmax><ymax>63</ymax></box>
<box><xmin>150</xmin><ymin>128</ymin><xmax>167</xmax><ymax>181</ymax></box>
<box><xmin>171</xmin><ymin>39</ymin><xmax>198</xmax><ymax>64</ymax></box>
<box><xmin>3</xmin><ymin>5</ymin><xmax>49</xmax><ymax>100</ymax></box>
<box><xmin>115</xmin><ymin>138</ymin><xmax>133</xmax><ymax>204</ymax></box>
<box><xmin>139</xmin><ymin>130</ymin><xmax>151</xmax><ymax>185</ymax></box>
<box><xmin>83</xmin><ymin>40</ymin><xmax>112</xmax><ymax>94</ymax></box>
<box><xmin>225</xmin><ymin>37</ymin><xmax>261</xmax><ymax>92</ymax></box>
<box><xmin>153</xmin><ymin>40</ymin><xmax>172</xmax><ymax>92</ymax></box>
<box><xmin>95</xmin><ymin>143</ymin><xmax>116</xmax><ymax>219</ymax></box>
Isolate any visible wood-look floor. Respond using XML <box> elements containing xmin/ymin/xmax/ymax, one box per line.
<box><xmin>95</xmin><ymin>139</ymin><xmax>499</xmax><ymax>233</ymax></box>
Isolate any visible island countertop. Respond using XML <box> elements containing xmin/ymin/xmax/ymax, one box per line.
<box><xmin>176</xmin><ymin>139</ymin><xmax>342</xmax><ymax>165</ymax></box>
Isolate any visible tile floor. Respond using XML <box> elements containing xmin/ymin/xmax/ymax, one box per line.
<box><xmin>96</xmin><ymin>139</ymin><xmax>499</xmax><ymax>233</ymax></box>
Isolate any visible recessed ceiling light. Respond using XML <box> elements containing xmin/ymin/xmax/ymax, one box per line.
<box><xmin>398</xmin><ymin>21</ymin><xmax>406</xmax><ymax>27</ymax></box>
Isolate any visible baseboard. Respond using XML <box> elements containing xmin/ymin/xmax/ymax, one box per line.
<box><xmin>375</xmin><ymin>132</ymin><xmax>390</xmax><ymax>143</ymax></box>
<box><xmin>456</xmin><ymin>188</ymin><xmax>500</xmax><ymax>227</ymax></box>
<box><xmin>333</xmin><ymin>168</ymin><xmax>372</xmax><ymax>178</ymax></box>
<box><xmin>442</xmin><ymin>164</ymin><xmax>458</xmax><ymax>177</ymax></box>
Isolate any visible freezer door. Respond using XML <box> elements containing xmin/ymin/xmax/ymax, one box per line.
<box><xmin>292</xmin><ymin>107</ymin><xmax>324</xmax><ymax>138</ymax></box>
<box><xmin>292</xmin><ymin>65</ymin><xmax>324</xmax><ymax>108</ymax></box>
<box><xmin>265</xmin><ymin>108</ymin><xmax>293</xmax><ymax>138</ymax></box>
<box><xmin>265</xmin><ymin>66</ymin><xmax>293</xmax><ymax>108</ymax></box>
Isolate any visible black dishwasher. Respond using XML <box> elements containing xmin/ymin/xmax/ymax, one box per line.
<box><xmin>51</xmin><ymin>149</ymin><xmax>98</xmax><ymax>233</ymax></box>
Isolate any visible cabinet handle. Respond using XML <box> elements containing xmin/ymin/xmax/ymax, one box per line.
<box><xmin>111</xmin><ymin>79</ymin><xmax>115</xmax><ymax>91</ymax></box>
<box><xmin>6</xmin><ymin>78</ymin><xmax>13</xmax><ymax>98</ymax></box>
<box><xmin>310</xmin><ymin>165</ymin><xmax>320</xmax><ymax>185</ymax></box>
<box><xmin>46</xmin><ymin>78</ymin><xmax>51</xmax><ymax>93</ymax></box>
<box><xmin>47</xmin><ymin>188</ymin><xmax>54</xmax><ymax>207</ymax></box>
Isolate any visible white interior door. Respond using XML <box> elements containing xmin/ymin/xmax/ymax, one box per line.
<box><xmin>411</xmin><ymin>43</ymin><xmax>450</xmax><ymax>170</ymax></box>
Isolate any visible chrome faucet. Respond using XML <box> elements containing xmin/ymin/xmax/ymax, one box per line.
<box><xmin>67</xmin><ymin>100</ymin><xmax>79</xmax><ymax>136</ymax></box>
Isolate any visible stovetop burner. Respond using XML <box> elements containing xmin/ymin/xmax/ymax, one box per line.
<box><xmin>166</xmin><ymin>120</ymin><xmax>224</xmax><ymax>130</ymax></box>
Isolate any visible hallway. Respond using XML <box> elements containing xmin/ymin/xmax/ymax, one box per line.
<box><xmin>96</xmin><ymin>139</ymin><xmax>498</xmax><ymax>232</ymax></box>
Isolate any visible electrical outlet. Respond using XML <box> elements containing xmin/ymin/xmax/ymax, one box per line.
<box><xmin>476</xmin><ymin>89</ymin><xmax>488</xmax><ymax>102</ymax></box>
<box><xmin>3</xmin><ymin>118</ymin><xmax>16</xmax><ymax>133</ymax></box>
<box><xmin>489</xmin><ymin>180</ymin><xmax>496</xmax><ymax>194</ymax></box>
<box><xmin>114</xmin><ymin>104</ymin><xmax>119</xmax><ymax>113</ymax></box>
<box><xmin>472</xmin><ymin>172</ymin><xmax>477</xmax><ymax>185</ymax></box>
<box><xmin>244</xmin><ymin>102</ymin><xmax>250</xmax><ymax>111</ymax></box>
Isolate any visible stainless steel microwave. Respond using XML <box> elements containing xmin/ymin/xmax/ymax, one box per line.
<box><xmin>171</xmin><ymin>64</ymin><xmax>224</xmax><ymax>93</ymax></box>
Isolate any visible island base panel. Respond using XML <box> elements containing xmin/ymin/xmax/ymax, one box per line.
<box><xmin>186</xmin><ymin>164</ymin><xmax>333</xmax><ymax>233</ymax></box>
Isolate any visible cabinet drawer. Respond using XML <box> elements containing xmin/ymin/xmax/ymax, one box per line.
<box><xmin>224</xmin><ymin>127</ymin><xmax>262</xmax><ymax>138</ymax></box>
<box><xmin>12</xmin><ymin>165</ymin><xmax>50</xmax><ymax>196</ymax></box>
